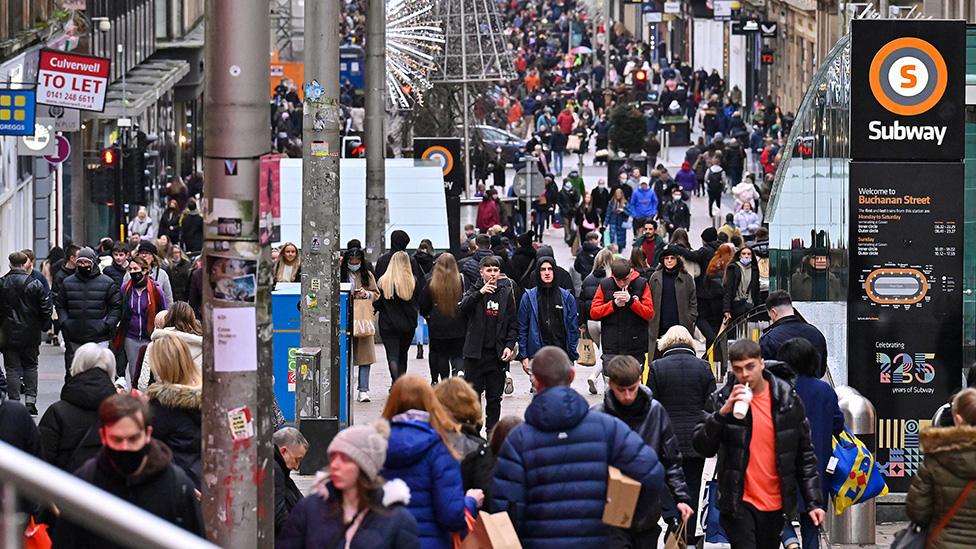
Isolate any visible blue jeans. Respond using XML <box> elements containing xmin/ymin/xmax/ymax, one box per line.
<box><xmin>781</xmin><ymin>513</ymin><xmax>819</xmax><ymax>549</ymax></box>
<box><xmin>357</xmin><ymin>365</ymin><xmax>370</xmax><ymax>391</ymax></box>
<box><xmin>553</xmin><ymin>151</ymin><xmax>564</xmax><ymax>175</ymax></box>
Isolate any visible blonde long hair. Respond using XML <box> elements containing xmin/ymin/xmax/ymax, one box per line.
<box><xmin>150</xmin><ymin>334</ymin><xmax>202</xmax><ymax>386</ymax></box>
<box><xmin>377</xmin><ymin>251</ymin><xmax>415</xmax><ymax>301</ymax></box>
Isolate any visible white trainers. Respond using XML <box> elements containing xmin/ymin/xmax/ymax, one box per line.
<box><xmin>504</xmin><ymin>374</ymin><xmax>514</xmax><ymax>395</ymax></box>
<box><xmin>358</xmin><ymin>391</ymin><xmax>371</xmax><ymax>403</ymax></box>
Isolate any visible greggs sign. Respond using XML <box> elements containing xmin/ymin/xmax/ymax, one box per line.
<box><xmin>851</xmin><ymin>20</ymin><xmax>964</xmax><ymax>161</ymax></box>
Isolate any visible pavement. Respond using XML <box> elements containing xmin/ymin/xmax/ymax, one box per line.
<box><xmin>25</xmin><ymin>141</ymin><xmax>906</xmax><ymax>547</ymax></box>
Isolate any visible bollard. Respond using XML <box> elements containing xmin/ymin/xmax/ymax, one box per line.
<box><xmin>830</xmin><ymin>386</ymin><xmax>878</xmax><ymax>545</ymax></box>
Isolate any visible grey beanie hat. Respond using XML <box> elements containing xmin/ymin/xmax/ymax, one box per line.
<box><xmin>77</xmin><ymin>247</ymin><xmax>98</xmax><ymax>263</ymax></box>
<box><xmin>327</xmin><ymin>419</ymin><xmax>391</xmax><ymax>481</ymax></box>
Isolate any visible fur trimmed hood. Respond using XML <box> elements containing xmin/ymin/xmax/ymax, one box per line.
<box><xmin>146</xmin><ymin>383</ymin><xmax>202</xmax><ymax>411</ymax></box>
<box><xmin>311</xmin><ymin>472</ymin><xmax>411</xmax><ymax>508</ymax></box>
<box><xmin>921</xmin><ymin>425</ymin><xmax>976</xmax><ymax>479</ymax></box>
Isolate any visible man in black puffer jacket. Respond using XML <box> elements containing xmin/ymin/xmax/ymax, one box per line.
<box><xmin>593</xmin><ymin>355</ymin><xmax>692</xmax><ymax>547</ymax></box>
<box><xmin>693</xmin><ymin>339</ymin><xmax>824</xmax><ymax>549</ymax></box>
<box><xmin>458</xmin><ymin>234</ymin><xmax>496</xmax><ymax>291</ymax></box>
<box><xmin>54</xmin><ymin>247</ymin><xmax>123</xmax><ymax>379</ymax></box>
<box><xmin>0</xmin><ymin>251</ymin><xmax>53</xmax><ymax>413</ymax></box>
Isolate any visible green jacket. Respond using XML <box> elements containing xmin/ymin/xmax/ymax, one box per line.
<box><xmin>906</xmin><ymin>425</ymin><xmax>976</xmax><ymax>549</ymax></box>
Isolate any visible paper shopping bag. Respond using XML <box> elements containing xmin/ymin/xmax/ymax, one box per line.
<box><xmin>352</xmin><ymin>298</ymin><xmax>376</xmax><ymax>338</ymax></box>
<box><xmin>602</xmin><ymin>466</ymin><xmax>642</xmax><ymax>528</ymax></box>
<box><xmin>577</xmin><ymin>330</ymin><xmax>597</xmax><ymax>366</ymax></box>
<box><xmin>459</xmin><ymin>511</ymin><xmax>522</xmax><ymax>549</ymax></box>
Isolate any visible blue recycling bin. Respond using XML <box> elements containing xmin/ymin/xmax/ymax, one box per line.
<box><xmin>272</xmin><ymin>283</ymin><xmax>351</xmax><ymax>425</ymax></box>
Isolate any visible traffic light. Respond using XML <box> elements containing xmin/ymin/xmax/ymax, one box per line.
<box><xmin>89</xmin><ymin>146</ymin><xmax>121</xmax><ymax>205</ymax></box>
<box><xmin>122</xmin><ymin>146</ymin><xmax>148</xmax><ymax>206</ymax></box>
<box><xmin>101</xmin><ymin>146</ymin><xmax>118</xmax><ymax>167</ymax></box>
<box><xmin>634</xmin><ymin>69</ymin><xmax>648</xmax><ymax>90</ymax></box>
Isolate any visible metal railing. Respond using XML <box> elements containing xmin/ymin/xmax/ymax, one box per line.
<box><xmin>700</xmin><ymin>305</ymin><xmax>835</xmax><ymax>388</ymax></box>
<box><xmin>0</xmin><ymin>440</ymin><xmax>217</xmax><ymax>549</ymax></box>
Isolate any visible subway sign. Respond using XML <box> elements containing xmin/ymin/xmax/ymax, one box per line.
<box><xmin>851</xmin><ymin>20</ymin><xmax>964</xmax><ymax>161</ymax></box>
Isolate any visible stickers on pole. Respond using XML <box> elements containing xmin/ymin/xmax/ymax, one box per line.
<box><xmin>213</xmin><ymin>307</ymin><xmax>258</xmax><ymax>371</ymax></box>
<box><xmin>36</xmin><ymin>50</ymin><xmax>110</xmax><ymax>112</ymax></box>
<box><xmin>227</xmin><ymin>406</ymin><xmax>255</xmax><ymax>441</ymax></box>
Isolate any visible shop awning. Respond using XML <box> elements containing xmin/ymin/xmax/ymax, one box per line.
<box><xmin>93</xmin><ymin>59</ymin><xmax>190</xmax><ymax>119</ymax></box>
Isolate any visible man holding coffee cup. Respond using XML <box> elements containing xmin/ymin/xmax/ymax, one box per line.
<box><xmin>693</xmin><ymin>339</ymin><xmax>825</xmax><ymax>549</ymax></box>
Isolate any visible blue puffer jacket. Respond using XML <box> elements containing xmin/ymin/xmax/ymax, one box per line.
<box><xmin>630</xmin><ymin>186</ymin><xmax>658</xmax><ymax>219</ymax></box>
<box><xmin>382</xmin><ymin>418</ymin><xmax>477</xmax><ymax>549</ymax></box>
<box><xmin>491</xmin><ymin>386</ymin><xmax>665</xmax><ymax>548</ymax></box>
<box><xmin>517</xmin><ymin>286</ymin><xmax>580</xmax><ymax>361</ymax></box>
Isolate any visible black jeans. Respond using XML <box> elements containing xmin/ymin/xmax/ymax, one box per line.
<box><xmin>465</xmin><ymin>355</ymin><xmax>505</xmax><ymax>432</ymax></box>
<box><xmin>3</xmin><ymin>346</ymin><xmax>40</xmax><ymax>403</ymax></box>
<box><xmin>708</xmin><ymin>192</ymin><xmax>723</xmax><ymax>217</ymax></box>
<box><xmin>720</xmin><ymin>502</ymin><xmax>785</xmax><ymax>549</ymax></box>
<box><xmin>428</xmin><ymin>337</ymin><xmax>464</xmax><ymax>383</ymax></box>
<box><xmin>381</xmin><ymin>330</ymin><xmax>414</xmax><ymax>382</ymax></box>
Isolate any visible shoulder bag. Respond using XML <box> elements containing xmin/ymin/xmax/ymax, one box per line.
<box><xmin>891</xmin><ymin>479</ymin><xmax>975</xmax><ymax>549</ymax></box>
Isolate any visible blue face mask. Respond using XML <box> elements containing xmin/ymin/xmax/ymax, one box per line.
<box><xmin>348</xmin><ymin>263</ymin><xmax>361</xmax><ymax>272</ymax></box>
<box><xmin>740</xmin><ymin>257</ymin><xmax>752</xmax><ymax>265</ymax></box>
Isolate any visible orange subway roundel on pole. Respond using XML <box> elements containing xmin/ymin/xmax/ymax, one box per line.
<box><xmin>868</xmin><ymin>37</ymin><xmax>947</xmax><ymax>117</ymax></box>
<box><xmin>851</xmin><ymin>19</ymin><xmax>964</xmax><ymax>162</ymax></box>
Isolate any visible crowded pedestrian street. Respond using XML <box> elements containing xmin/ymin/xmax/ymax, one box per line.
<box><xmin>2</xmin><ymin>1</ymin><xmax>976</xmax><ymax>548</ymax></box>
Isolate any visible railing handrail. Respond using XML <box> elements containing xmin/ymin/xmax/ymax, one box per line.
<box><xmin>0</xmin><ymin>440</ymin><xmax>218</xmax><ymax>549</ymax></box>
<box><xmin>700</xmin><ymin>305</ymin><xmax>836</xmax><ymax>388</ymax></box>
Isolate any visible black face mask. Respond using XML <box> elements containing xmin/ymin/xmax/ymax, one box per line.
<box><xmin>105</xmin><ymin>444</ymin><xmax>149</xmax><ymax>476</ymax></box>
<box><xmin>130</xmin><ymin>272</ymin><xmax>147</xmax><ymax>287</ymax></box>
<box><xmin>77</xmin><ymin>265</ymin><xmax>93</xmax><ymax>277</ymax></box>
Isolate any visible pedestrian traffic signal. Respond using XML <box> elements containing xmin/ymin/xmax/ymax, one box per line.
<box><xmin>634</xmin><ymin>69</ymin><xmax>648</xmax><ymax>90</ymax></box>
<box><xmin>101</xmin><ymin>146</ymin><xmax>118</xmax><ymax>166</ymax></box>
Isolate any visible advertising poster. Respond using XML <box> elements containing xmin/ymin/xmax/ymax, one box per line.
<box><xmin>36</xmin><ymin>50</ymin><xmax>111</xmax><ymax>112</ymax></box>
<box><xmin>259</xmin><ymin>153</ymin><xmax>283</xmax><ymax>245</ymax></box>
<box><xmin>849</xmin><ymin>18</ymin><xmax>965</xmax><ymax>494</ymax></box>
<box><xmin>847</xmin><ymin>161</ymin><xmax>963</xmax><ymax>492</ymax></box>
<box><xmin>0</xmin><ymin>89</ymin><xmax>36</xmax><ymax>136</ymax></box>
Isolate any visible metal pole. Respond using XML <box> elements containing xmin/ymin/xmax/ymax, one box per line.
<box><xmin>201</xmin><ymin>0</ymin><xmax>274</xmax><ymax>545</ymax></box>
<box><xmin>723</xmin><ymin>20</ymin><xmax>730</xmax><ymax>91</ymax></box>
<box><xmin>365</xmin><ymin>0</ymin><xmax>387</xmax><ymax>264</ymax></box>
<box><xmin>604</xmin><ymin>0</ymin><xmax>611</xmax><ymax>83</ymax></box>
<box><xmin>303</xmin><ymin>0</ymin><xmax>343</xmax><ymax>419</ymax></box>
<box><xmin>462</xmin><ymin>83</ymin><xmax>472</xmax><ymax>197</ymax></box>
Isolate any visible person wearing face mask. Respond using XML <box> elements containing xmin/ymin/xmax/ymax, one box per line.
<box><xmin>648</xmin><ymin>248</ymin><xmax>697</xmax><ymax>359</ymax></box>
<box><xmin>54</xmin><ymin>247</ymin><xmax>123</xmax><ymax>380</ymax></box>
<box><xmin>56</xmin><ymin>394</ymin><xmax>204</xmax><ymax>547</ymax></box>
<box><xmin>663</xmin><ymin>189</ymin><xmax>691</xmax><ymax>237</ymax></box>
<box><xmin>723</xmin><ymin>246</ymin><xmax>761</xmax><ymax>322</ymax></box>
<box><xmin>591</xmin><ymin>178</ymin><xmax>610</xmax><ymax>219</ymax></box>
<box><xmin>112</xmin><ymin>256</ymin><xmax>168</xmax><ymax>387</ymax></box>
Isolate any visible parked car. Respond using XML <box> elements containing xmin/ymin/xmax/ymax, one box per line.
<box><xmin>458</xmin><ymin>125</ymin><xmax>527</xmax><ymax>166</ymax></box>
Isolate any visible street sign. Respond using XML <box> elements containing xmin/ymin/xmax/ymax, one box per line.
<box><xmin>0</xmin><ymin>89</ymin><xmax>36</xmax><ymax>136</ymax></box>
<box><xmin>44</xmin><ymin>134</ymin><xmax>71</xmax><ymax>164</ymax></box>
<box><xmin>643</xmin><ymin>11</ymin><xmax>663</xmax><ymax>23</ymax></box>
<box><xmin>760</xmin><ymin>21</ymin><xmax>778</xmax><ymax>38</ymax></box>
<box><xmin>37</xmin><ymin>104</ymin><xmax>80</xmax><ymax>132</ymax></box>
<box><xmin>761</xmin><ymin>49</ymin><xmax>775</xmax><ymax>65</ymax></box>
<box><xmin>851</xmin><ymin>19</ymin><xmax>965</xmax><ymax>161</ymax></box>
<box><xmin>36</xmin><ymin>50</ymin><xmax>110</xmax><ymax>112</ymax></box>
<box><xmin>713</xmin><ymin>0</ymin><xmax>733</xmax><ymax>20</ymax></box>
<box><xmin>17</xmin><ymin>120</ymin><xmax>56</xmax><ymax>156</ymax></box>
<box><xmin>664</xmin><ymin>1</ymin><xmax>681</xmax><ymax>14</ymax></box>
<box><xmin>732</xmin><ymin>19</ymin><xmax>760</xmax><ymax>35</ymax></box>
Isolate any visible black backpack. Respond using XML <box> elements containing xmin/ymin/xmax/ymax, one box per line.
<box><xmin>707</xmin><ymin>169</ymin><xmax>724</xmax><ymax>194</ymax></box>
